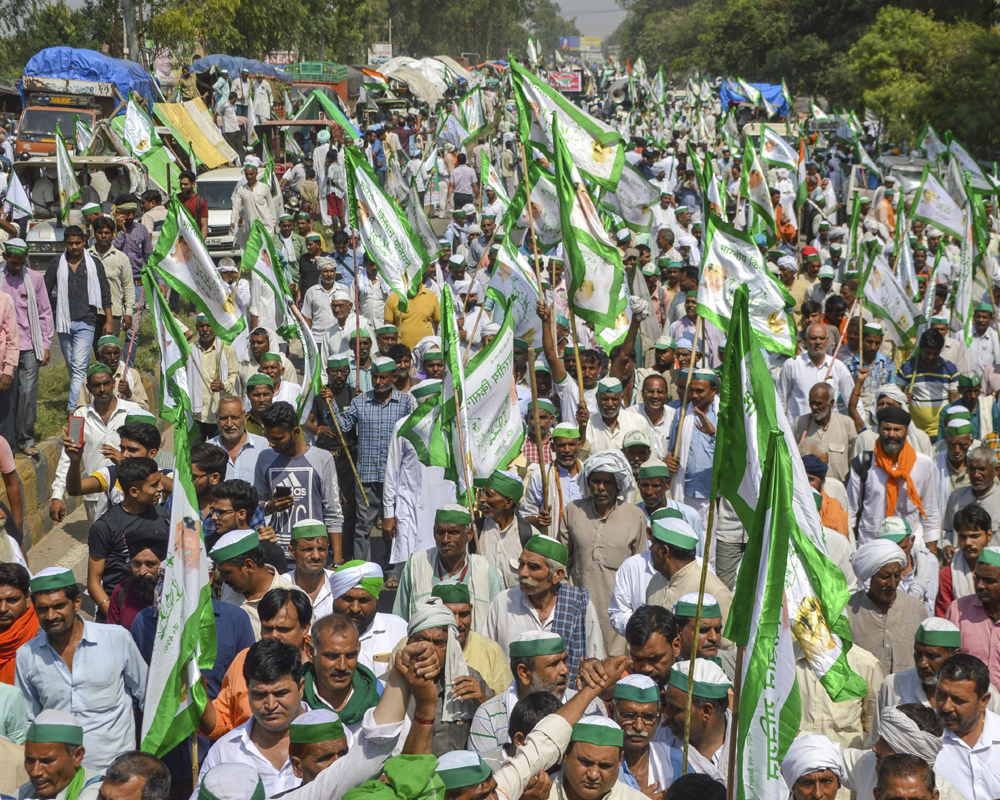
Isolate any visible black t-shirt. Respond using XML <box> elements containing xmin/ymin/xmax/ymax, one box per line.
<box><xmin>88</xmin><ymin>503</ymin><xmax>169</xmax><ymax>593</ymax></box>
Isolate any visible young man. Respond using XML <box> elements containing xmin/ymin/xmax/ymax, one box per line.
<box><xmin>86</xmin><ymin>457</ymin><xmax>167</xmax><ymax>622</ymax></box>
<box><xmin>0</xmin><ymin>563</ymin><xmax>36</xmax><ymax>685</ymax></box>
<box><xmin>88</xmin><ymin>216</ymin><xmax>133</xmax><ymax>345</ymax></box>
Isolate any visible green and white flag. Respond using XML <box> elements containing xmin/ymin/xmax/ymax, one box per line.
<box><xmin>554</xmin><ymin>49</ymin><xmax>565</xmax><ymax>69</ymax></box>
<box><xmin>398</xmin><ymin>390</ymin><xmax>441</xmax><ymax>466</ymax></box>
<box><xmin>737</xmin><ymin>78</ymin><xmax>762</xmax><ymax>107</ymax></box>
<box><xmin>909</xmin><ymin>165</ymin><xmax>964</xmax><ymax>240</ymax></box>
<box><xmin>407</xmin><ymin>178</ymin><xmax>442</xmax><ymax>261</ymax></box>
<box><xmin>893</xmin><ymin>206</ymin><xmax>918</xmax><ymax>301</ymax></box>
<box><xmin>437</xmin><ymin>285</ymin><xmax>472</xmax><ymax>499</ymax></box>
<box><xmin>857</xmin><ymin>250</ymin><xmax>923</xmax><ymax>349</ymax></box>
<box><xmin>73</xmin><ymin>114</ymin><xmax>92</xmax><ymax>155</ymax></box>
<box><xmin>781</xmin><ymin>79</ymin><xmax>793</xmax><ymax>113</ymax></box>
<box><xmin>461</xmin><ymin>292</ymin><xmax>524</xmax><ymax>482</ymax></box>
<box><xmin>286</xmin><ymin>130</ymin><xmax>304</xmax><ymax>156</ymax></box>
<box><xmin>501</xmin><ymin>161</ymin><xmax>562</xmax><ymax>246</ymax></box>
<box><xmin>952</xmin><ymin>202</ymin><xmax>979</xmax><ymax>347</ymax></box>
<box><xmin>915</xmin><ymin>124</ymin><xmax>946</xmax><ymax>159</ymax></box>
<box><xmin>460</xmin><ymin>87</ymin><xmax>486</xmax><ymax>139</ymax></box>
<box><xmin>3</xmin><ymin>169</ymin><xmax>32</xmax><ymax>219</ymax></box>
<box><xmin>526</xmin><ymin>38</ymin><xmax>538</xmax><ymax>66</ymax></box>
<box><xmin>809</xmin><ymin>101</ymin><xmax>829</xmax><ymax>121</ymax></box>
<box><xmin>714</xmin><ymin>285</ymin><xmax>868</xmax><ymax>708</ymax></box>
<box><xmin>241</xmin><ymin>219</ymin><xmax>293</xmax><ymax>337</ymax></box>
<box><xmin>947</xmin><ymin>134</ymin><xmax>995</xmax><ymax>194</ymax></box>
<box><xmin>438</xmin><ymin>114</ymin><xmax>472</xmax><ymax>150</ymax></box>
<box><xmin>480</xmin><ymin>150</ymin><xmax>510</xmax><ymax>219</ymax></box>
<box><xmin>123</xmin><ymin>92</ymin><xmax>155</xmax><ymax>156</ymax></box>
<box><xmin>139</xmin><ymin>414</ymin><xmax>216</xmax><ymax>758</ymax></box>
<box><xmin>598</xmin><ymin>159</ymin><xmax>659</xmax><ymax>233</ymax></box>
<box><xmin>760</xmin><ymin>125</ymin><xmax>797</xmax><ymax>171</ymax></box>
<box><xmin>694</xmin><ymin>215</ymin><xmax>795</xmax><ymax>355</ymax></box>
<box><xmin>553</xmin><ymin>115</ymin><xmax>625</xmax><ymax>329</ymax></box>
<box><xmin>854</xmin><ymin>140</ymin><xmax>882</xmax><ymax>179</ymax></box>
<box><xmin>511</xmin><ymin>58</ymin><xmax>625</xmax><ymax>190</ymax></box>
<box><xmin>141</xmin><ymin>267</ymin><xmax>192</xmax><ymax>424</ymax></box>
<box><xmin>344</xmin><ymin>144</ymin><xmax>430</xmax><ymax>313</ymax></box>
<box><xmin>795</xmin><ymin>138</ymin><xmax>809</xmax><ymax>211</ymax></box>
<box><xmin>54</xmin><ymin>123</ymin><xmax>80</xmax><ymax>221</ymax></box>
<box><xmin>726</xmin><ymin>425</ymin><xmax>801</xmax><ymax>800</ymax></box>
<box><xmin>848</xmin><ymin>193</ymin><xmax>862</xmax><ymax>267</ymax></box>
<box><xmin>291</xmin><ymin>305</ymin><xmax>322</xmax><ymax>425</ymax></box>
<box><xmin>488</xmin><ymin>237</ymin><xmax>543</xmax><ymax>350</ymax></box>
<box><xmin>739</xmin><ymin>144</ymin><xmax>776</xmax><ymax>245</ymax></box>
<box><xmin>148</xmin><ymin>197</ymin><xmax>246</xmax><ymax>343</ymax></box>
<box><xmin>652</xmin><ymin>67</ymin><xmax>665</xmax><ymax>106</ymax></box>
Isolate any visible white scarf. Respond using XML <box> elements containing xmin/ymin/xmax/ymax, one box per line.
<box><xmin>951</xmin><ymin>550</ymin><xmax>977</xmax><ymax>601</ymax></box>
<box><xmin>0</xmin><ymin>266</ymin><xmax>43</xmax><ymax>360</ymax></box>
<box><xmin>671</xmin><ymin>395</ymin><xmax>720</xmax><ymax>502</ymax></box>
<box><xmin>188</xmin><ymin>338</ymin><xmax>229</xmax><ymax>415</ymax></box>
<box><xmin>55</xmin><ymin>250</ymin><xmax>102</xmax><ymax>334</ymax></box>
<box><xmin>279</xmin><ymin>232</ymin><xmax>296</xmax><ymax>266</ymax></box>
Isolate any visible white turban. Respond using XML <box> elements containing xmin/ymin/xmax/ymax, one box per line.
<box><xmin>582</xmin><ymin>450</ymin><xmax>637</xmax><ymax>503</ymax></box>
<box><xmin>408</xmin><ymin>598</ymin><xmax>469</xmax><ymax>722</ymax></box>
<box><xmin>851</xmin><ymin>539</ymin><xmax>907</xmax><ymax>586</ymax></box>
<box><xmin>780</xmin><ymin>734</ymin><xmax>845</xmax><ymax>788</ymax></box>
<box><xmin>878</xmin><ymin>706</ymin><xmax>943</xmax><ymax>764</ymax></box>
<box><xmin>412</xmin><ymin>335</ymin><xmax>442</xmax><ymax>374</ymax></box>
<box><xmin>868</xmin><ymin>384</ymin><xmax>910</xmax><ymax>429</ymax></box>
<box><xmin>329</xmin><ymin>561</ymin><xmax>383</xmax><ymax>600</ymax></box>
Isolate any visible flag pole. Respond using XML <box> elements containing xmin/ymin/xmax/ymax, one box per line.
<box><xmin>460</xmin><ymin>229</ymin><xmax>497</xmax><ymax>364</ymax></box>
<box><xmin>527</xmin><ymin>346</ymin><xmax>549</xmax><ymax>532</ymax></box>
<box><xmin>682</xmin><ymin>494</ymin><xmax>718</xmax><ymax>771</ymax></box>
<box><xmin>824</xmin><ymin>296</ymin><xmax>858</xmax><ymax>379</ymax></box>
<box><xmin>324</xmin><ymin>396</ymin><xmax>368</xmax><ymax>507</ymax></box>
<box><xmin>353</xmin><ymin>239</ymin><xmax>361</xmax><ymax>389</ymax></box>
<box><xmin>672</xmin><ymin>316</ymin><xmax>704</xmax><ymax>459</ymax></box>
<box><xmin>452</xmin><ymin>392</ymin><xmax>479</xmax><ymax>552</ymax></box>
<box><xmin>191</xmin><ymin>735</ymin><xmax>198</xmax><ymax>792</ymax></box>
<box><xmin>725</xmin><ymin>645</ymin><xmax>746</xmax><ymax>800</ymax></box>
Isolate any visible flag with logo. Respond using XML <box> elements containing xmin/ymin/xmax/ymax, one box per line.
<box><xmin>480</xmin><ymin>150</ymin><xmax>511</xmax><ymax>219</ymax></box>
<box><xmin>4</xmin><ymin>169</ymin><xmax>32</xmax><ymax>219</ymax></box>
<box><xmin>809</xmin><ymin>101</ymin><xmax>829</xmax><ymax>121</ymax></box>
<box><xmin>54</xmin><ymin>122</ymin><xmax>80</xmax><ymax>221</ymax></box>
<box><xmin>947</xmin><ymin>134</ymin><xmax>996</xmax><ymax>194</ymax></box>
<box><xmin>487</xmin><ymin>237</ymin><xmax>543</xmax><ymax>350</ymax></box>
<box><xmin>73</xmin><ymin>114</ymin><xmax>92</xmax><ymax>155</ymax></box>
<box><xmin>781</xmin><ymin>79</ymin><xmax>793</xmax><ymax>113</ymax></box>
<box><xmin>893</xmin><ymin>206</ymin><xmax>918</xmax><ymax>301</ymax></box>
<box><xmin>241</xmin><ymin>219</ymin><xmax>293</xmax><ymax>337</ymax></box>
<box><xmin>123</xmin><ymin>92</ymin><xmax>155</xmax><ymax>156</ymax></box>
<box><xmin>760</xmin><ymin>126</ymin><xmax>797</xmax><ymax>171</ymax></box>
<box><xmin>438</xmin><ymin>114</ymin><xmax>472</xmax><ymax>150</ymax></box>
<box><xmin>344</xmin><ymin>144</ymin><xmax>430</xmax><ymax>313</ymax></box>
<box><xmin>291</xmin><ymin>305</ymin><xmax>322</xmax><ymax>425</ymax></box>
<box><xmin>915</xmin><ymin>125</ymin><xmax>946</xmax><ymax>159</ymax></box>
<box><xmin>908</xmin><ymin>165</ymin><xmax>964</xmax><ymax>240</ymax></box>
<box><xmin>460</xmin><ymin>87</ymin><xmax>486</xmax><ymax>140</ymax></box>
<box><xmin>854</xmin><ymin>141</ymin><xmax>882</xmax><ymax>180</ymax></box>
<box><xmin>501</xmin><ymin>160</ymin><xmax>562</xmax><ymax>246</ymax></box>
<box><xmin>739</xmin><ymin>144</ymin><xmax>776</xmax><ymax>245</ymax></box>
<box><xmin>598</xmin><ymin>159</ymin><xmax>659</xmax><ymax>233</ymax></box>
<box><xmin>149</xmin><ymin>197</ymin><xmax>246</xmax><ymax>342</ymax></box>
<box><xmin>553</xmin><ymin>116</ymin><xmax>625</xmax><ymax>328</ymax></box>
<box><xmin>695</xmin><ymin>215</ymin><xmax>795</xmax><ymax>355</ymax></box>
<box><xmin>141</xmin><ymin>266</ymin><xmax>192</xmax><ymax>424</ymax></box>
<box><xmin>435</xmin><ymin>285</ymin><xmax>472</xmax><ymax>499</ymax></box>
<box><xmin>715</xmin><ymin>285</ymin><xmax>868</xmax><ymax>707</ymax></box>
<box><xmin>511</xmin><ymin>58</ymin><xmax>624</xmax><ymax>190</ymax></box>
<box><xmin>652</xmin><ymin>67</ymin><xmax>665</xmax><ymax>106</ymax></box>
<box><xmin>407</xmin><ymin>178</ymin><xmax>442</xmax><ymax>261</ymax></box>
<box><xmin>857</xmin><ymin>249</ymin><xmax>922</xmax><ymax>349</ymax></box>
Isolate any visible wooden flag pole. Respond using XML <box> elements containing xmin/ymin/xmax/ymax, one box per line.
<box><xmin>527</xmin><ymin>346</ymin><xmax>549</xmax><ymax>531</ymax></box>
<box><xmin>324</xmin><ymin>397</ymin><xmax>368</xmax><ymax>507</ymax></box>
<box><xmin>672</xmin><ymin>316</ymin><xmax>704</xmax><ymax>459</ymax></box>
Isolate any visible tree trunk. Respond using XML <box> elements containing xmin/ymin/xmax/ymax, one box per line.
<box><xmin>121</xmin><ymin>0</ymin><xmax>142</xmax><ymax>63</ymax></box>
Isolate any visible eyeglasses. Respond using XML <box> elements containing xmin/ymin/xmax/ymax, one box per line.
<box><xmin>209</xmin><ymin>506</ymin><xmax>236</xmax><ymax>518</ymax></box>
<box><xmin>616</xmin><ymin>711</ymin><xmax>660</xmax><ymax>725</ymax></box>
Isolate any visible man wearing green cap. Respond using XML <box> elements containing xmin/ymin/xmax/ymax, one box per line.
<box><xmin>942</xmin><ymin>446</ymin><xmax>1000</xmax><ymax>548</ymax></box>
<box><xmin>477</xmin><ymin>471</ymin><xmax>539</xmax><ymax>590</ymax></box>
<box><xmin>51</xmin><ymin>365</ymin><xmax>138</xmax><ymax>524</ymax></box>
<box><xmin>394</xmin><ymin>505</ymin><xmax>503</xmax><ymax>632</ymax></box>
<box><xmin>191</xmin><ymin>315</ymin><xmax>238</xmax><ymax>441</ymax></box>
<box><xmin>522</xmin><ymin>422</ymin><xmax>585</xmax><ymax>530</ymax></box>
<box><xmin>76</xmin><ymin>336</ymin><xmax>149</xmax><ymax>412</ymax></box>
<box><xmin>19</xmin><ymin>710</ymin><xmax>102</xmax><ymax>800</ymax></box>
<box><xmin>536</xmin><ymin>301</ymin><xmax>600</xmax><ymax>421</ymax></box>
<box><xmin>845</xmin><ymin>321</ymin><xmax>895</xmax><ymax>426</ymax></box>
<box><xmin>938</xmin><ymin>372</ymin><xmax>999</xmax><ymax>444</ymax></box>
<box><xmin>235</xmin><ymin>328</ymin><xmax>296</xmax><ymax>410</ymax></box>
<box><xmin>662</xmin><ymin>659</ymin><xmax>732</xmax><ymax>783</ymax></box>
<box><xmin>587</xmin><ymin>378</ymin><xmax>653</xmax><ymax>453</ymax></box>
<box><xmin>938</xmin><ymin>505</ymin><xmax>993</xmax><ymax>615</ymax></box>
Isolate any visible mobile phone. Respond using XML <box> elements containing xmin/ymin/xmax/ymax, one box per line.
<box><xmin>274</xmin><ymin>486</ymin><xmax>292</xmax><ymax>498</ymax></box>
<box><xmin>67</xmin><ymin>415</ymin><xmax>85</xmax><ymax>448</ymax></box>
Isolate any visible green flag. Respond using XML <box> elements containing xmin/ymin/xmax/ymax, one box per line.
<box><xmin>739</xmin><ymin>144</ymin><xmax>776</xmax><ymax>246</ymax></box>
<box><xmin>500</xmin><ymin>161</ymin><xmax>562</xmax><ymax>246</ymax></box>
<box><xmin>344</xmin><ymin>144</ymin><xmax>430</xmax><ymax>313</ymax></box>
<box><xmin>908</xmin><ymin>164</ymin><xmax>965</xmax><ymax>241</ymax></box>
<box><xmin>241</xmin><ymin>219</ymin><xmax>294</xmax><ymax>338</ymax></box>
<box><xmin>553</xmin><ymin>115</ymin><xmax>625</xmax><ymax>328</ymax></box>
<box><xmin>857</xmin><ymin>249</ymin><xmax>923</xmax><ymax>349</ymax></box>
<box><xmin>141</xmin><ymin>267</ymin><xmax>191</xmax><ymax>424</ymax></box>
<box><xmin>459</xmin><ymin>87</ymin><xmax>486</xmax><ymax>141</ymax></box>
<box><xmin>54</xmin><ymin>122</ymin><xmax>80</xmax><ymax>221</ymax></box>
<box><xmin>73</xmin><ymin>114</ymin><xmax>92</xmax><ymax>155</ymax></box>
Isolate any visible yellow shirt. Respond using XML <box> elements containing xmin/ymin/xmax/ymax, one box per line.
<box><xmin>463</xmin><ymin>630</ymin><xmax>513</xmax><ymax>695</ymax></box>
<box><xmin>385</xmin><ymin>285</ymin><xmax>441</xmax><ymax>349</ymax></box>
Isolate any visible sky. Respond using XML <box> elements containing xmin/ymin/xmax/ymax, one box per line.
<box><xmin>558</xmin><ymin>0</ymin><xmax>627</xmax><ymax>38</ymax></box>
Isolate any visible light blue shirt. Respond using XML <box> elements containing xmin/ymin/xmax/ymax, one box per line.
<box><xmin>209</xmin><ymin>432</ymin><xmax>270</xmax><ymax>484</ymax></box>
<box><xmin>667</xmin><ymin>405</ymin><xmax>717</xmax><ymax>499</ymax></box>
<box><xmin>15</xmin><ymin>620</ymin><xmax>148</xmax><ymax>771</ymax></box>
<box><xmin>0</xmin><ymin>682</ymin><xmax>27</xmax><ymax>743</ymax></box>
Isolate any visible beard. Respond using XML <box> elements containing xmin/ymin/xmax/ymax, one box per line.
<box><xmin>127</xmin><ymin>573</ymin><xmax>158</xmax><ymax>606</ymax></box>
<box><xmin>881</xmin><ymin>438</ymin><xmax>905</xmax><ymax>456</ymax></box>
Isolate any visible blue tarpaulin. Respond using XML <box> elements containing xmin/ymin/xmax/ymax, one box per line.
<box><xmin>190</xmin><ymin>55</ymin><xmax>292</xmax><ymax>84</ymax></box>
<box><xmin>21</xmin><ymin>47</ymin><xmax>158</xmax><ymax>113</ymax></box>
<box><xmin>719</xmin><ymin>81</ymin><xmax>789</xmax><ymax>118</ymax></box>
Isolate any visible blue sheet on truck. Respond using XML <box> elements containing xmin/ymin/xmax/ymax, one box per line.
<box><xmin>21</xmin><ymin>47</ymin><xmax>158</xmax><ymax>113</ymax></box>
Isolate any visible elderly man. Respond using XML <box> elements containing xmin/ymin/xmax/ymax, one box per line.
<box><xmin>665</xmin><ymin>368</ymin><xmax>719</xmax><ymax>521</ymax></box>
<box><xmin>286</xmin><ymin>709</ymin><xmax>348</xmax><ymax>786</ymax></box>
<box><xmin>847</xmin><ymin>539</ymin><xmax>929</xmax><ymax>675</ymax></box>
<box><xmin>853</xmin><ymin>385</ymin><xmax>934</xmax><ymax>459</ymax></box>
<box><xmin>329</xmin><ymin>561</ymin><xmax>408</xmax><ymax>679</ymax></box>
<box><xmin>672</xmin><ymin>593</ymin><xmax>736</xmax><ymax>680</ymax></box>
<box><xmin>938</xmin><ymin>505</ymin><xmax>993</xmax><ymax>613</ymax></box>
<box><xmin>234</xmin><ymin>327</ymin><xmax>296</xmax><ymax>407</ymax></box>
<box><xmin>15</xmin><ymin>568</ymin><xmax>147</xmax><ymax>772</ymax></box>
<box><xmin>611</xmin><ymin>674</ymin><xmax>680</xmax><ymax>793</ymax></box>
<box><xmin>393</xmin><ymin>505</ymin><xmax>503</xmax><ymax>631</ymax></box>
<box><xmin>522</xmin><ymin>422</ymin><xmax>585</xmax><ymax>529</ymax></box>
<box><xmin>558</xmin><ymin>451</ymin><xmax>647</xmax><ymax>655</ymax></box>
<box><xmin>586</xmin><ymin>378</ymin><xmax>653</xmax><ymax>451</ymax></box>
<box><xmin>406</xmin><ymin>598</ymin><xmax>493</xmax><ymax>755</ymax></box>
<box><xmin>793</xmin><ymin>383</ymin><xmax>856</xmax><ymax>483</ymax></box>
<box><xmin>780</xmin><ymin>734</ymin><xmax>846</xmax><ymax>800</ymax></box>
<box><xmin>777</xmin><ymin>323</ymin><xmax>855</xmax><ymax>424</ymax></box>
<box><xmin>209</xmin><ymin>396</ymin><xmax>269</xmax><ymax>485</ymax></box>
<box><xmin>478</xmin><ymin>471</ymin><xmax>540</xmax><ymax>590</ymax></box>
<box><xmin>848</xmin><ymin>405</ymin><xmax>940</xmax><ymax>551</ymax></box>
<box><xmin>877</xmin><ymin>516</ymin><xmax>936</xmax><ymax>614</ymax></box>
<box><xmin>77</xmin><ymin>335</ymin><xmax>148</xmax><ymax>410</ymax></box>
<box><xmin>468</xmin><ymin>630</ymin><xmax>603</xmax><ymax>752</ymax></box>
<box><xmin>483</xmin><ymin>536</ymin><xmax>604</xmax><ymax>687</ymax></box>
<box><xmin>190</xmin><ymin>314</ymin><xmax>238</xmax><ymax>441</ymax></box>
<box><xmin>934</xmin><ymin>653</ymin><xmax>1000</xmax><ymax>800</ymax></box>
<box><xmin>319</xmin><ymin>286</ymin><xmax>371</xmax><ymax>366</ymax></box>
<box><xmin>935</xmin><ymin>417</ymin><xmax>973</xmax><ymax>510</ymax></box>
<box><xmin>846</xmin><ymin>322</ymin><xmax>896</xmax><ymax>422</ymax></box>
<box><xmin>843</xmin><ymin>703</ymin><xmax>964</xmax><ymax>800</ymax></box>
<box><xmin>942</xmin><ymin>447</ymin><xmax>1000</xmax><ymax>546</ymax></box>
<box><xmin>938</xmin><ymin>373</ymin><xmax>999</xmax><ymax>442</ymax></box>
<box><xmin>661</xmin><ymin>659</ymin><xmax>731</xmax><ymax>783</ymax></box>
<box><xmin>300</xmin><ymin>260</ymin><xmax>342</xmax><ymax>333</ymax></box>
<box><xmin>18</xmin><ymin>711</ymin><xmax>102</xmax><ymax>800</ymax></box>
<box><xmin>645</xmin><ymin>518</ymin><xmax>732</xmax><ymax>623</ymax></box>
<box><xmin>231</xmin><ymin>164</ymin><xmax>276</xmax><ymax>248</ymax></box>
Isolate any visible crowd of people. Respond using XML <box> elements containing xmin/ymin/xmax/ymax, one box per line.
<box><xmin>0</xmin><ymin>59</ymin><xmax>995</xmax><ymax>800</ymax></box>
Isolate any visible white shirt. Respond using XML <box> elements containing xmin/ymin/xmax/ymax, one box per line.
<box><xmin>358</xmin><ymin>612</ymin><xmax>409</xmax><ymax>679</ymax></box>
<box><xmin>481</xmin><ymin>586</ymin><xmax>605</xmax><ymax>659</ymax></box>
<box><xmin>282</xmin><ymin>567</ymin><xmax>334</xmax><ymax>623</ymax></box>
<box><xmin>968</xmin><ymin>328</ymin><xmax>1000</xmax><ymax>376</ymax></box>
<box><xmin>936</xmin><ymin>710</ymin><xmax>1000</xmax><ymax>800</ymax></box>
<box><xmin>776</xmin><ymin>352</ymin><xmax>856</xmax><ymax>423</ymax></box>
<box><xmin>301</xmin><ymin>283</ymin><xmax>338</xmax><ymax>332</ymax></box>
<box><xmin>847</xmin><ymin>448</ymin><xmax>940</xmax><ymax>545</ymax></box>
<box><xmin>608</xmin><ymin>551</ymin><xmax>657</xmax><ymax>636</ymax></box>
<box><xmin>636</xmin><ymin>402</ymin><xmax>675</xmax><ymax>460</ymax></box>
<box><xmin>585</xmin><ymin>407</ymin><xmax>654</xmax><ymax>452</ymax></box>
<box><xmin>319</xmin><ymin>315</ymin><xmax>372</xmax><ymax>372</ymax></box>
<box><xmin>197</xmin><ymin>717</ymin><xmax>300</xmax><ymax>798</ymax></box>
<box><xmin>552</xmin><ymin>374</ymin><xmax>598</xmax><ymax>422</ymax></box>
<box><xmin>272</xmin><ymin>379</ymin><xmax>302</xmax><ymax>407</ymax></box>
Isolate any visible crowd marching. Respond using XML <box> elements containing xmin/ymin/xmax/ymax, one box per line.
<box><xmin>0</xmin><ymin>50</ymin><xmax>995</xmax><ymax>800</ymax></box>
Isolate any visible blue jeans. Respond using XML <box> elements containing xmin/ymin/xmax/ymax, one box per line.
<box><xmin>59</xmin><ymin>321</ymin><xmax>95</xmax><ymax>412</ymax></box>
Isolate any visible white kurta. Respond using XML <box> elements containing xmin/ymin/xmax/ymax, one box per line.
<box><xmin>608</xmin><ymin>550</ymin><xmax>657</xmax><ymax>636</ymax></box>
<box><xmin>383</xmin><ymin>416</ymin><xmax>457</xmax><ymax>565</ymax></box>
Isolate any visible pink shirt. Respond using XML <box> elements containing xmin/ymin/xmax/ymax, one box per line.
<box><xmin>0</xmin><ymin>267</ymin><xmax>52</xmax><ymax>353</ymax></box>
<box><xmin>947</xmin><ymin>594</ymin><xmax>1000</xmax><ymax>691</ymax></box>
<box><xmin>0</xmin><ymin>291</ymin><xmax>17</xmax><ymax>376</ymax></box>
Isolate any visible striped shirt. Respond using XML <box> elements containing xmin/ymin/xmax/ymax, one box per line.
<box><xmin>846</xmin><ymin>351</ymin><xmax>896</xmax><ymax>396</ymax></box>
<box><xmin>895</xmin><ymin>359</ymin><xmax>958</xmax><ymax>438</ymax></box>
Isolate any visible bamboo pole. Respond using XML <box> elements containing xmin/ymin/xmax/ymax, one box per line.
<box><xmin>527</xmin><ymin>347</ymin><xmax>548</xmax><ymax>531</ymax></box>
<box><xmin>324</xmin><ymin>397</ymin><xmax>368</xmax><ymax>507</ymax></box>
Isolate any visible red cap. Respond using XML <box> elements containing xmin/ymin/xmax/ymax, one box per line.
<box><xmin>800</xmin><ymin>246</ymin><xmax>818</xmax><ymax>257</ymax></box>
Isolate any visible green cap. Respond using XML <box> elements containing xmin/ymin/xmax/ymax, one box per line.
<box><xmin>305</xmin><ymin>232</ymin><xmax>322</xmax><ymax>242</ymax></box>
<box><xmin>551</xmin><ymin>423</ymin><xmax>580</xmax><ymax>440</ymax></box>
<box><xmin>423</xmin><ymin>350</ymin><xmax>444</xmax><ymax>362</ymax></box>
<box><xmin>668</xmin><ymin>658</ymin><xmax>732</xmax><ymax>699</ymax></box>
<box><xmin>259</xmin><ymin>351</ymin><xmax>281</xmax><ymax>364</ymax></box>
<box><xmin>535</xmin><ymin>398</ymin><xmax>555</xmax><ymax>414</ymax></box>
<box><xmin>96</xmin><ymin>335</ymin><xmax>121</xmax><ymax>349</ymax></box>
<box><xmin>513</xmin><ymin>338</ymin><xmax>528</xmax><ymax>350</ymax></box>
<box><xmin>436</xmin><ymin>752</ymin><xmax>492</xmax><ymax>791</ymax></box>
<box><xmin>125</xmin><ymin>410</ymin><xmax>157</xmax><ymax>426</ymax></box>
<box><xmin>435</xmin><ymin>504</ymin><xmax>472</xmax><ymax>526</ymax></box>
<box><xmin>431</xmin><ymin>579</ymin><xmax>471</xmax><ymax>605</ymax></box>
<box><xmin>371</xmin><ymin>356</ymin><xmax>397</xmax><ymax>374</ymax></box>
<box><xmin>524</xmin><ymin>535</ymin><xmax>568</xmax><ymax>565</ymax></box>
<box><xmin>651</xmin><ymin>519</ymin><xmax>699</xmax><ymax>551</ymax></box>
<box><xmin>209</xmin><ymin>529</ymin><xmax>260</xmax><ymax>562</ymax></box>
<box><xmin>246</xmin><ymin>373</ymin><xmax>274</xmax><ymax>388</ymax></box>
<box><xmin>328</xmin><ymin>355</ymin><xmax>350</xmax><ymax>369</ymax></box>
<box><xmin>288</xmin><ymin>709</ymin><xmax>346</xmax><ymax>744</ymax></box>
<box><xmin>377</xmin><ymin>325</ymin><xmax>398</xmax><ymax>335</ymax></box>
<box><xmin>290</xmin><ymin>519</ymin><xmax>327</xmax><ymax>541</ymax></box>
<box><xmin>979</xmin><ymin>548</ymin><xmax>1000</xmax><ymax>568</ymax></box>
<box><xmin>87</xmin><ymin>363</ymin><xmax>113</xmax><ymax>378</ymax></box>
<box><xmin>484</xmin><ymin>471</ymin><xmax>524</xmax><ymax>502</ymax></box>
<box><xmin>411</xmin><ymin>380</ymin><xmax>442</xmax><ymax>399</ymax></box>
<box><xmin>959</xmin><ymin>373</ymin><xmax>982</xmax><ymax>389</ymax></box>
<box><xmin>28</xmin><ymin>567</ymin><xmax>76</xmax><ymax>595</ymax></box>
<box><xmin>597</xmin><ymin>377</ymin><xmax>623</xmax><ymax>395</ymax></box>
<box><xmin>612</xmin><ymin>675</ymin><xmax>660</xmax><ymax>704</ymax></box>
<box><xmin>914</xmin><ymin>618</ymin><xmax>962</xmax><ymax>649</ymax></box>
<box><xmin>876</xmin><ymin>517</ymin><xmax>912</xmax><ymax>543</ymax></box>
<box><xmin>976</xmin><ymin>302</ymin><xmax>994</xmax><ymax>314</ymax></box>
<box><xmin>673</xmin><ymin>592</ymin><xmax>721</xmax><ymax>619</ymax></box>
<box><xmin>26</xmin><ymin>711</ymin><xmax>84</xmax><ymax>747</ymax></box>
<box><xmin>509</xmin><ymin>631</ymin><xmax>565</xmax><ymax>658</ymax></box>
<box><xmin>569</xmin><ymin>717</ymin><xmax>624</xmax><ymax>748</ymax></box>
<box><xmin>638</xmin><ymin>462</ymin><xmax>670</xmax><ymax>480</ymax></box>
